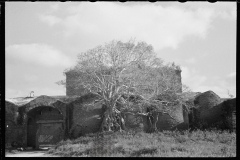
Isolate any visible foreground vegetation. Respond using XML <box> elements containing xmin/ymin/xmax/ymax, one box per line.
<box><xmin>48</xmin><ymin>129</ymin><xmax>236</xmax><ymax>157</ymax></box>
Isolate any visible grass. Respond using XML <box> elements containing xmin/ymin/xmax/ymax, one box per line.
<box><xmin>47</xmin><ymin>129</ymin><xmax>236</xmax><ymax>157</ymax></box>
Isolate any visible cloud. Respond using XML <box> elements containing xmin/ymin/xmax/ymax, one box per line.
<box><xmin>40</xmin><ymin>2</ymin><xmax>216</xmax><ymax>50</ymax></box>
<box><xmin>227</xmin><ymin>72</ymin><xmax>236</xmax><ymax>78</ymax></box>
<box><xmin>195</xmin><ymin>80</ymin><xmax>236</xmax><ymax>98</ymax></box>
<box><xmin>175</xmin><ymin>2</ymin><xmax>236</xmax><ymax>20</ymax></box>
<box><xmin>181</xmin><ymin>66</ymin><xmax>191</xmax><ymax>79</ymax></box>
<box><xmin>181</xmin><ymin>66</ymin><xmax>198</xmax><ymax>79</ymax></box>
<box><xmin>38</xmin><ymin>3</ymin><xmax>63</xmax><ymax>26</ymax></box>
<box><xmin>28</xmin><ymin>87</ymin><xmax>66</xmax><ymax>97</ymax></box>
<box><xmin>5</xmin><ymin>87</ymin><xmax>66</xmax><ymax>99</ymax></box>
<box><xmin>39</xmin><ymin>14</ymin><xmax>61</xmax><ymax>26</ymax></box>
<box><xmin>181</xmin><ymin>66</ymin><xmax>208</xmax><ymax>92</ymax></box>
<box><xmin>181</xmin><ymin>67</ymin><xmax>236</xmax><ymax>98</ymax></box>
<box><xmin>23</xmin><ymin>74</ymin><xmax>39</xmax><ymax>82</ymax></box>
<box><xmin>185</xmin><ymin>57</ymin><xmax>196</xmax><ymax>64</ymax></box>
<box><xmin>181</xmin><ymin>66</ymin><xmax>207</xmax><ymax>91</ymax></box>
<box><xmin>50</xmin><ymin>3</ymin><xmax>60</xmax><ymax>11</ymax></box>
<box><xmin>211</xmin><ymin>2</ymin><xmax>236</xmax><ymax>20</ymax></box>
<box><xmin>6</xmin><ymin>88</ymin><xmax>26</xmax><ymax>98</ymax></box>
<box><xmin>6</xmin><ymin>44</ymin><xmax>73</xmax><ymax>68</ymax></box>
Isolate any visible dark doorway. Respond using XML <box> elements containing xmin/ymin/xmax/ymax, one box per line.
<box><xmin>27</xmin><ymin>106</ymin><xmax>64</xmax><ymax>148</ymax></box>
<box><xmin>27</xmin><ymin>118</ymin><xmax>37</xmax><ymax>148</ymax></box>
<box><xmin>37</xmin><ymin>122</ymin><xmax>63</xmax><ymax>146</ymax></box>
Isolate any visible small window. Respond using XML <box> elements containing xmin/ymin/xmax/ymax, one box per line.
<box><xmin>49</xmin><ymin>108</ymin><xmax>52</xmax><ymax>111</ymax></box>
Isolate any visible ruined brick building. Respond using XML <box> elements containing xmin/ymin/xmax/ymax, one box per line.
<box><xmin>7</xmin><ymin>67</ymin><xmax>235</xmax><ymax>149</ymax></box>
<box><xmin>5</xmin><ymin>68</ymin><xmax>184</xmax><ymax>148</ymax></box>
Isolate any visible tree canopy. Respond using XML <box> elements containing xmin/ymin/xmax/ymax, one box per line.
<box><xmin>58</xmin><ymin>39</ymin><xmax>190</xmax><ymax>132</ymax></box>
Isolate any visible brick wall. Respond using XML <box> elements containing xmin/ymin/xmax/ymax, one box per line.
<box><xmin>5</xmin><ymin>101</ymin><xmax>25</xmax><ymax>147</ymax></box>
<box><xmin>69</xmin><ymin>94</ymin><xmax>104</xmax><ymax>138</ymax></box>
<box><xmin>175</xmin><ymin>69</ymin><xmax>182</xmax><ymax>93</ymax></box>
<box><xmin>66</xmin><ymin>71</ymin><xmax>89</xmax><ymax>96</ymax></box>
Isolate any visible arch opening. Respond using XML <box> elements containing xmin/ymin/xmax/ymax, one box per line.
<box><xmin>27</xmin><ymin>106</ymin><xmax>64</xmax><ymax>148</ymax></box>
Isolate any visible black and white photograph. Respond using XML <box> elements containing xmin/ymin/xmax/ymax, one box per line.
<box><xmin>5</xmin><ymin>2</ymin><xmax>236</xmax><ymax>157</ymax></box>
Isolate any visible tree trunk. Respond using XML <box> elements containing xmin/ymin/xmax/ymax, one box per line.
<box><xmin>100</xmin><ymin>108</ymin><xmax>112</xmax><ymax>132</ymax></box>
<box><xmin>120</xmin><ymin>115</ymin><xmax>126</xmax><ymax>131</ymax></box>
<box><xmin>148</xmin><ymin>111</ymin><xmax>159</xmax><ymax>132</ymax></box>
<box><xmin>100</xmin><ymin>104</ymin><xmax>126</xmax><ymax>132</ymax></box>
<box><xmin>152</xmin><ymin>112</ymin><xmax>159</xmax><ymax>132</ymax></box>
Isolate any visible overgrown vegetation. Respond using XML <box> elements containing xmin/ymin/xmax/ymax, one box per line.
<box><xmin>48</xmin><ymin>130</ymin><xmax>236</xmax><ymax>157</ymax></box>
<box><xmin>57</xmin><ymin>39</ymin><xmax>192</xmax><ymax>133</ymax></box>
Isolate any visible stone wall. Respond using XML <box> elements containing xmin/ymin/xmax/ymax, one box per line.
<box><xmin>5</xmin><ymin>96</ymin><xmax>68</xmax><ymax>148</ymax></box>
<box><xmin>68</xmin><ymin>94</ymin><xmax>104</xmax><ymax>138</ymax></box>
<box><xmin>220</xmin><ymin>98</ymin><xmax>236</xmax><ymax>131</ymax></box>
<box><xmin>6</xmin><ymin>91</ymin><xmax>191</xmax><ymax>147</ymax></box>
<box><xmin>188</xmin><ymin>91</ymin><xmax>236</xmax><ymax>130</ymax></box>
<box><xmin>66</xmin><ymin>71</ymin><xmax>88</xmax><ymax>96</ymax></box>
<box><xmin>175</xmin><ymin>69</ymin><xmax>182</xmax><ymax>93</ymax></box>
<box><xmin>124</xmin><ymin>103</ymin><xmax>189</xmax><ymax>132</ymax></box>
<box><xmin>5</xmin><ymin>101</ymin><xmax>25</xmax><ymax>148</ymax></box>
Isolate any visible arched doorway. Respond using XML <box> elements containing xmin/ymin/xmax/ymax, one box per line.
<box><xmin>27</xmin><ymin>106</ymin><xmax>64</xmax><ymax>148</ymax></box>
<box><xmin>27</xmin><ymin>118</ymin><xmax>37</xmax><ymax>147</ymax></box>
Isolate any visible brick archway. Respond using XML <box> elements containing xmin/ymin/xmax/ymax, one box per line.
<box><xmin>20</xmin><ymin>96</ymin><xmax>68</xmax><ymax>148</ymax></box>
<box><xmin>26</xmin><ymin>106</ymin><xmax>64</xmax><ymax>148</ymax></box>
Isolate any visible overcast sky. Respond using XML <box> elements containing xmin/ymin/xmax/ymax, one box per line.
<box><xmin>6</xmin><ymin>2</ymin><xmax>236</xmax><ymax>99</ymax></box>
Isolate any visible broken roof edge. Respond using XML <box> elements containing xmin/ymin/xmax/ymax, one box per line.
<box><xmin>6</xmin><ymin>96</ymin><xmax>37</xmax><ymax>106</ymax></box>
<box><xmin>5</xmin><ymin>95</ymin><xmax>81</xmax><ymax>106</ymax></box>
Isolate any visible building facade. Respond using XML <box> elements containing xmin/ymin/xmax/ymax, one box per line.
<box><xmin>5</xmin><ymin>68</ymin><xmax>190</xmax><ymax>148</ymax></box>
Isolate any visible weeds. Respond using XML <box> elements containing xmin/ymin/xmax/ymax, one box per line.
<box><xmin>131</xmin><ymin>147</ymin><xmax>158</xmax><ymax>157</ymax></box>
<box><xmin>47</xmin><ymin>129</ymin><xmax>236</xmax><ymax>157</ymax></box>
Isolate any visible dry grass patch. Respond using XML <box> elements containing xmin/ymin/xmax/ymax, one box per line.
<box><xmin>48</xmin><ymin>129</ymin><xmax>236</xmax><ymax>157</ymax></box>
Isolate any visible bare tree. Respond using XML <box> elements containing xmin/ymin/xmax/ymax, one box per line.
<box><xmin>58</xmin><ymin>39</ymin><xmax>190</xmax><ymax>132</ymax></box>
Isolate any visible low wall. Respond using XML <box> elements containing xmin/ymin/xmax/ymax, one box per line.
<box><xmin>124</xmin><ymin>103</ymin><xmax>189</xmax><ymax>132</ymax></box>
